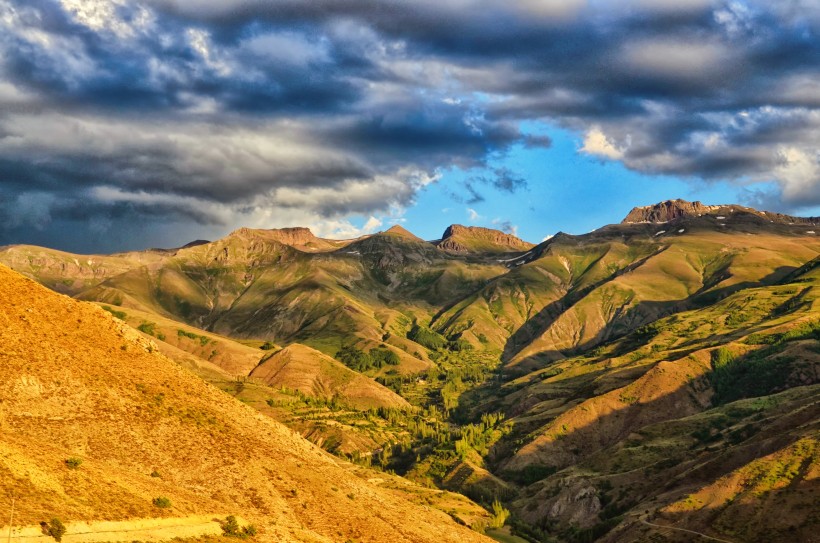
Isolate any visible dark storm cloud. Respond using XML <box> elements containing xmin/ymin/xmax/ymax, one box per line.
<box><xmin>0</xmin><ymin>0</ymin><xmax>817</xmax><ymax>250</ymax></box>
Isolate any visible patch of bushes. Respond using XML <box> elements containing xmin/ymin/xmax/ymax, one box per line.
<box><xmin>64</xmin><ymin>457</ymin><xmax>83</xmax><ymax>470</ymax></box>
<box><xmin>152</xmin><ymin>496</ymin><xmax>172</xmax><ymax>509</ymax></box>
<box><xmin>220</xmin><ymin>515</ymin><xmax>257</xmax><ymax>539</ymax></box>
<box><xmin>101</xmin><ymin>305</ymin><xmax>127</xmax><ymax>320</ymax></box>
<box><xmin>260</xmin><ymin>341</ymin><xmax>275</xmax><ymax>350</ymax></box>
<box><xmin>407</xmin><ymin>324</ymin><xmax>447</xmax><ymax>350</ymax></box>
<box><xmin>137</xmin><ymin>321</ymin><xmax>165</xmax><ymax>341</ymax></box>
<box><xmin>177</xmin><ymin>329</ymin><xmax>210</xmax><ymax>346</ymax></box>
<box><xmin>336</xmin><ymin>345</ymin><xmax>400</xmax><ymax>372</ymax></box>
<box><xmin>41</xmin><ymin>518</ymin><xmax>66</xmax><ymax>542</ymax></box>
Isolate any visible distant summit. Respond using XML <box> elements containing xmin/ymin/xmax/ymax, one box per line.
<box><xmin>436</xmin><ymin>224</ymin><xmax>534</xmax><ymax>254</ymax></box>
<box><xmin>382</xmin><ymin>224</ymin><xmax>424</xmax><ymax>241</ymax></box>
<box><xmin>621</xmin><ymin>199</ymin><xmax>719</xmax><ymax>223</ymax></box>
<box><xmin>225</xmin><ymin>226</ymin><xmax>351</xmax><ymax>252</ymax></box>
<box><xmin>622</xmin><ymin>199</ymin><xmax>820</xmax><ymax>226</ymax></box>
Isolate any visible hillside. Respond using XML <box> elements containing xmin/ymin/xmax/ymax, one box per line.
<box><xmin>250</xmin><ymin>344</ymin><xmax>411</xmax><ymax>410</ymax></box>
<box><xmin>0</xmin><ymin>264</ymin><xmax>493</xmax><ymax>543</ymax></box>
<box><xmin>2</xmin><ymin>200</ymin><xmax>820</xmax><ymax>542</ymax></box>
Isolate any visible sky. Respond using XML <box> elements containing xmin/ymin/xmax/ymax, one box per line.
<box><xmin>0</xmin><ymin>0</ymin><xmax>818</xmax><ymax>252</ymax></box>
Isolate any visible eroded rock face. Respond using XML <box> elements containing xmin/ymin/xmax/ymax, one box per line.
<box><xmin>521</xmin><ymin>478</ymin><xmax>602</xmax><ymax>530</ymax></box>
<box><xmin>622</xmin><ymin>199</ymin><xmax>820</xmax><ymax>225</ymax></box>
<box><xmin>621</xmin><ymin>199</ymin><xmax>717</xmax><ymax>223</ymax></box>
<box><xmin>437</xmin><ymin>224</ymin><xmax>534</xmax><ymax>253</ymax></box>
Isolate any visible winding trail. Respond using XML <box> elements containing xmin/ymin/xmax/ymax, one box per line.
<box><xmin>3</xmin><ymin>515</ymin><xmax>229</xmax><ymax>543</ymax></box>
<box><xmin>640</xmin><ymin>518</ymin><xmax>738</xmax><ymax>543</ymax></box>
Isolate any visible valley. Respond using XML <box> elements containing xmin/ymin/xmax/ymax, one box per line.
<box><xmin>2</xmin><ymin>199</ymin><xmax>819</xmax><ymax>543</ymax></box>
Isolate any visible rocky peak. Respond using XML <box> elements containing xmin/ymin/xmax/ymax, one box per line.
<box><xmin>382</xmin><ymin>225</ymin><xmax>423</xmax><ymax>241</ymax></box>
<box><xmin>437</xmin><ymin>224</ymin><xmax>534</xmax><ymax>253</ymax></box>
<box><xmin>621</xmin><ymin>199</ymin><xmax>719</xmax><ymax>224</ymax></box>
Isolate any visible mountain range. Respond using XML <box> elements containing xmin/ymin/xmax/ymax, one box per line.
<box><xmin>1</xmin><ymin>199</ymin><xmax>818</xmax><ymax>543</ymax></box>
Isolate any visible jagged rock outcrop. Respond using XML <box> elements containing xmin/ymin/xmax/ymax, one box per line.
<box><xmin>436</xmin><ymin>224</ymin><xmax>534</xmax><ymax>253</ymax></box>
<box><xmin>623</xmin><ymin>199</ymin><xmax>820</xmax><ymax>225</ymax></box>
<box><xmin>621</xmin><ymin>199</ymin><xmax>718</xmax><ymax>223</ymax></box>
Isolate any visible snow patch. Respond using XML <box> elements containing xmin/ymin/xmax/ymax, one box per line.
<box><xmin>678</xmin><ymin>229</ymin><xmax>685</xmax><ymax>233</ymax></box>
<box><xmin>654</xmin><ymin>230</ymin><xmax>666</xmax><ymax>236</ymax></box>
<box><xmin>807</xmin><ymin>231</ymin><xmax>816</xmax><ymax>234</ymax></box>
<box><xmin>716</xmin><ymin>216</ymin><xmax>726</xmax><ymax>220</ymax></box>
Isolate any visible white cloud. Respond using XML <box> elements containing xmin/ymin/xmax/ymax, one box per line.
<box><xmin>776</xmin><ymin>147</ymin><xmax>820</xmax><ymax>204</ymax></box>
<box><xmin>580</xmin><ymin>127</ymin><xmax>625</xmax><ymax>159</ymax></box>
<box><xmin>362</xmin><ymin>216</ymin><xmax>383</xmax><ymax>233</ymax></box>
<box><xmin>467</xmin><ymin>208</ymin><xmax>481</xmax><ymax>221</ymax></box>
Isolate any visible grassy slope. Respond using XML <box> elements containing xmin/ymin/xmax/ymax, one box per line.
<box><xmin>473</xmin><ymin>256</ymin><xmax>820</xmax><ymax>542</ymax></box>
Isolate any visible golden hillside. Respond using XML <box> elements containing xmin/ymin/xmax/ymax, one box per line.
<box><xmin>0</xmin><ymin>264</ymin><xmax>492</xmax><ymax>543</ymax></box>
<box><xmin>250</xmin><ymin>344</ymin><xmax>411</xmax><ymax>410</ymax></box>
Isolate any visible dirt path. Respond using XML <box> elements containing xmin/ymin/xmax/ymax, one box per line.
<box><xmin>640</xmin><ymin>518</ymin><xmax>738</xmax><ymax>543</ymax></box>
<box><xmin>3</xmin><ymin>515</ymin><xmax>230</xmax><ymax>543</ymax></box>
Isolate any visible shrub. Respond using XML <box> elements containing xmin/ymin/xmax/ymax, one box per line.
<box><xmin>221</xmin><ymin>515</ymin><xmax>257</xmax><ymax>538</ymax></box>
<box><xmin>152</xmin><ymin>496</ymin><xmax>172</xmax><ymax>509</ymax></box>
<box><xmin>64</xmin><ymin>457</ymin><xmax>82</xmax><ymax>470</ymax></box>
<box><xmin>488</xmin><ymin>498</ymin><xmax>510</xmax><ymax>529</ymax></box>
<box><xmin>710</xmin><ymin>347</ymin><xmax>735</xmax><ymax>369</ymax></box>
<box><xmin>101</xmin><ymin>306</ymin><xmax>127</xmax><ymax>320</ymax></box>
<box><xmin>42</xmin><ymin>518</ymin><xmax>66</xmax><ymax>542</ymax></box>
<box><xmin>260</xmin><ymin>341</ymin><xmax>275</xmax><ymax>350</ymax></box>
<box><xmin>138</xmin><ymin>322</ymin><xmax>165</xmax><ymax>341</ymax></box>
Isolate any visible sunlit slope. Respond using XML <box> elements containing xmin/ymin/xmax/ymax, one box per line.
<box><xmin>436</xmin><ymin>224</ymin><xmax>535</xmax><ymax>254</ymax></box>
<box><xmin>0</xmin><ymin>264</ymin><xmax>493</xmax><ymax>543</ymax></box>
<box><xmin>476</xmin><ymin>257</ymin><xmax>820</xmax><ymax>542</ymax></box>
<box><xmin>0</xmin><ymin>244</ymin><xmax>166</xmax><ymax>295</ymax></box>
<box><xmin>428</xmin><ymin>213</ymin><xmax>820</xmax><ymax>375</ymax></box>
<box><xmin>250</xmin><ymin>344</ymin><xmax>412</xmax><ymax>410</ymax></box>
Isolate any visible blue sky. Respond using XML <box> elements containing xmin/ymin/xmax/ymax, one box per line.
<box><xmin>399</xmin><ymin>123</ymin><xmax>755</xmax><ymax>243</ymax></box>
<box><xmin>0</xmin><ymin>1</ymin><xmax>817</xmax><ymax>252</ymax></box>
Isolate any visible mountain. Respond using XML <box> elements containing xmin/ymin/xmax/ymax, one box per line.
<box><xmin>623</xmin><ymin>198</ymin><xmax>820</xmax><ymax>226</ymax></box>
<box><xmin>0</xmin><ymin>263</ymin><xmax>493</xmax><ymax>542</ymax></box>
<box><xmin>436</xmin><ymin>225</ymin><xmax>535</xmax><ymax>254</ymax></box>
<box><xmin>2</xmin><ymin>200</ymin><xmax>819</xmax><ymax>542</ymax></box>
<box><xmin>227</xmin><ymin>227</ymin><xmax>356</xmax><ymax>252</ymax></box>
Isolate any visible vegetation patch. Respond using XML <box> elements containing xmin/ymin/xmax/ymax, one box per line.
<box><xmin>220</xmin><ymin>515</ymin><xmax>257</xmax><ymax>539</ymax></box>
<box><xmin>101</xmin><ymin>305</ymin><xmax>127</xmax><ymax>320</ymax></box>
<box><xmin>41</xmin><ymin>518</ymin><xmax>66</xmax><ymax>542</ymax></box>
<box><xmin>137</xmin><ymin>321</ymin><xmax>165</xmax><ymax>341</ymax></box>
<box><xmin>177</xmin><ymin>329</ymin><xmax>210</xmax><ymax>346</ymax></box>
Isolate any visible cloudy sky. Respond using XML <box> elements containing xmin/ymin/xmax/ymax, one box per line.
<box><xmin>0</xmin><ymin>0</ymin><xmax>818</xmax><ymax>252</ymax></box>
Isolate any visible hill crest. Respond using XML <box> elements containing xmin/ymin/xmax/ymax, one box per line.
<box><xmin>436</xmin><ymin>224</ymin><xmax>534</xmax><ymax>254</ymax></box>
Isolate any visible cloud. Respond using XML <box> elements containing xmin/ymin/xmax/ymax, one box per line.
<box><xmin>362</xmin><ymin>215</ymin><xmax>383</xmax><ymax>233</ymax></box>
<box><xmin>492</xmin><ymin>218</ymin><xmax>518</xmax><ymax>236</ymax></box>
<box><xmin>0</xmin><ymin>0</ymin><xmax>818</xmax><ymax>250</ymax></box>
<box><xmin>467</xmin><ymin>208</ymin><xmax>481</xmax><ymax>221</ymax></box>
<box><xmin>580</xmin><ymin>127</ymin><xmax>625</xmax><ymax>160</ymax></box>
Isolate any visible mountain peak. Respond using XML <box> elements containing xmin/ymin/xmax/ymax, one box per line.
<box><xmin>225</xmin><ymin>226</ymin><xmax>350</xmax><ymax>252</ymax></box>
<box><xmin>437</xmin><ymin>224</ymin><xmax>534</xmax><ymax>253</ymax></box>
<box><xmin>621</xmin><ymin>199</ymin><xmax>720</xmax><ymax>224</ymax></box>
<box><xmin>622</xmin><ymin>199</ymin><xmax>820</xmax><ymax>226</ymax></box>
<box><xmin>382</xmin><ymin>224</ymin><xmax>423</xmax><ymax>240</ymax></box>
